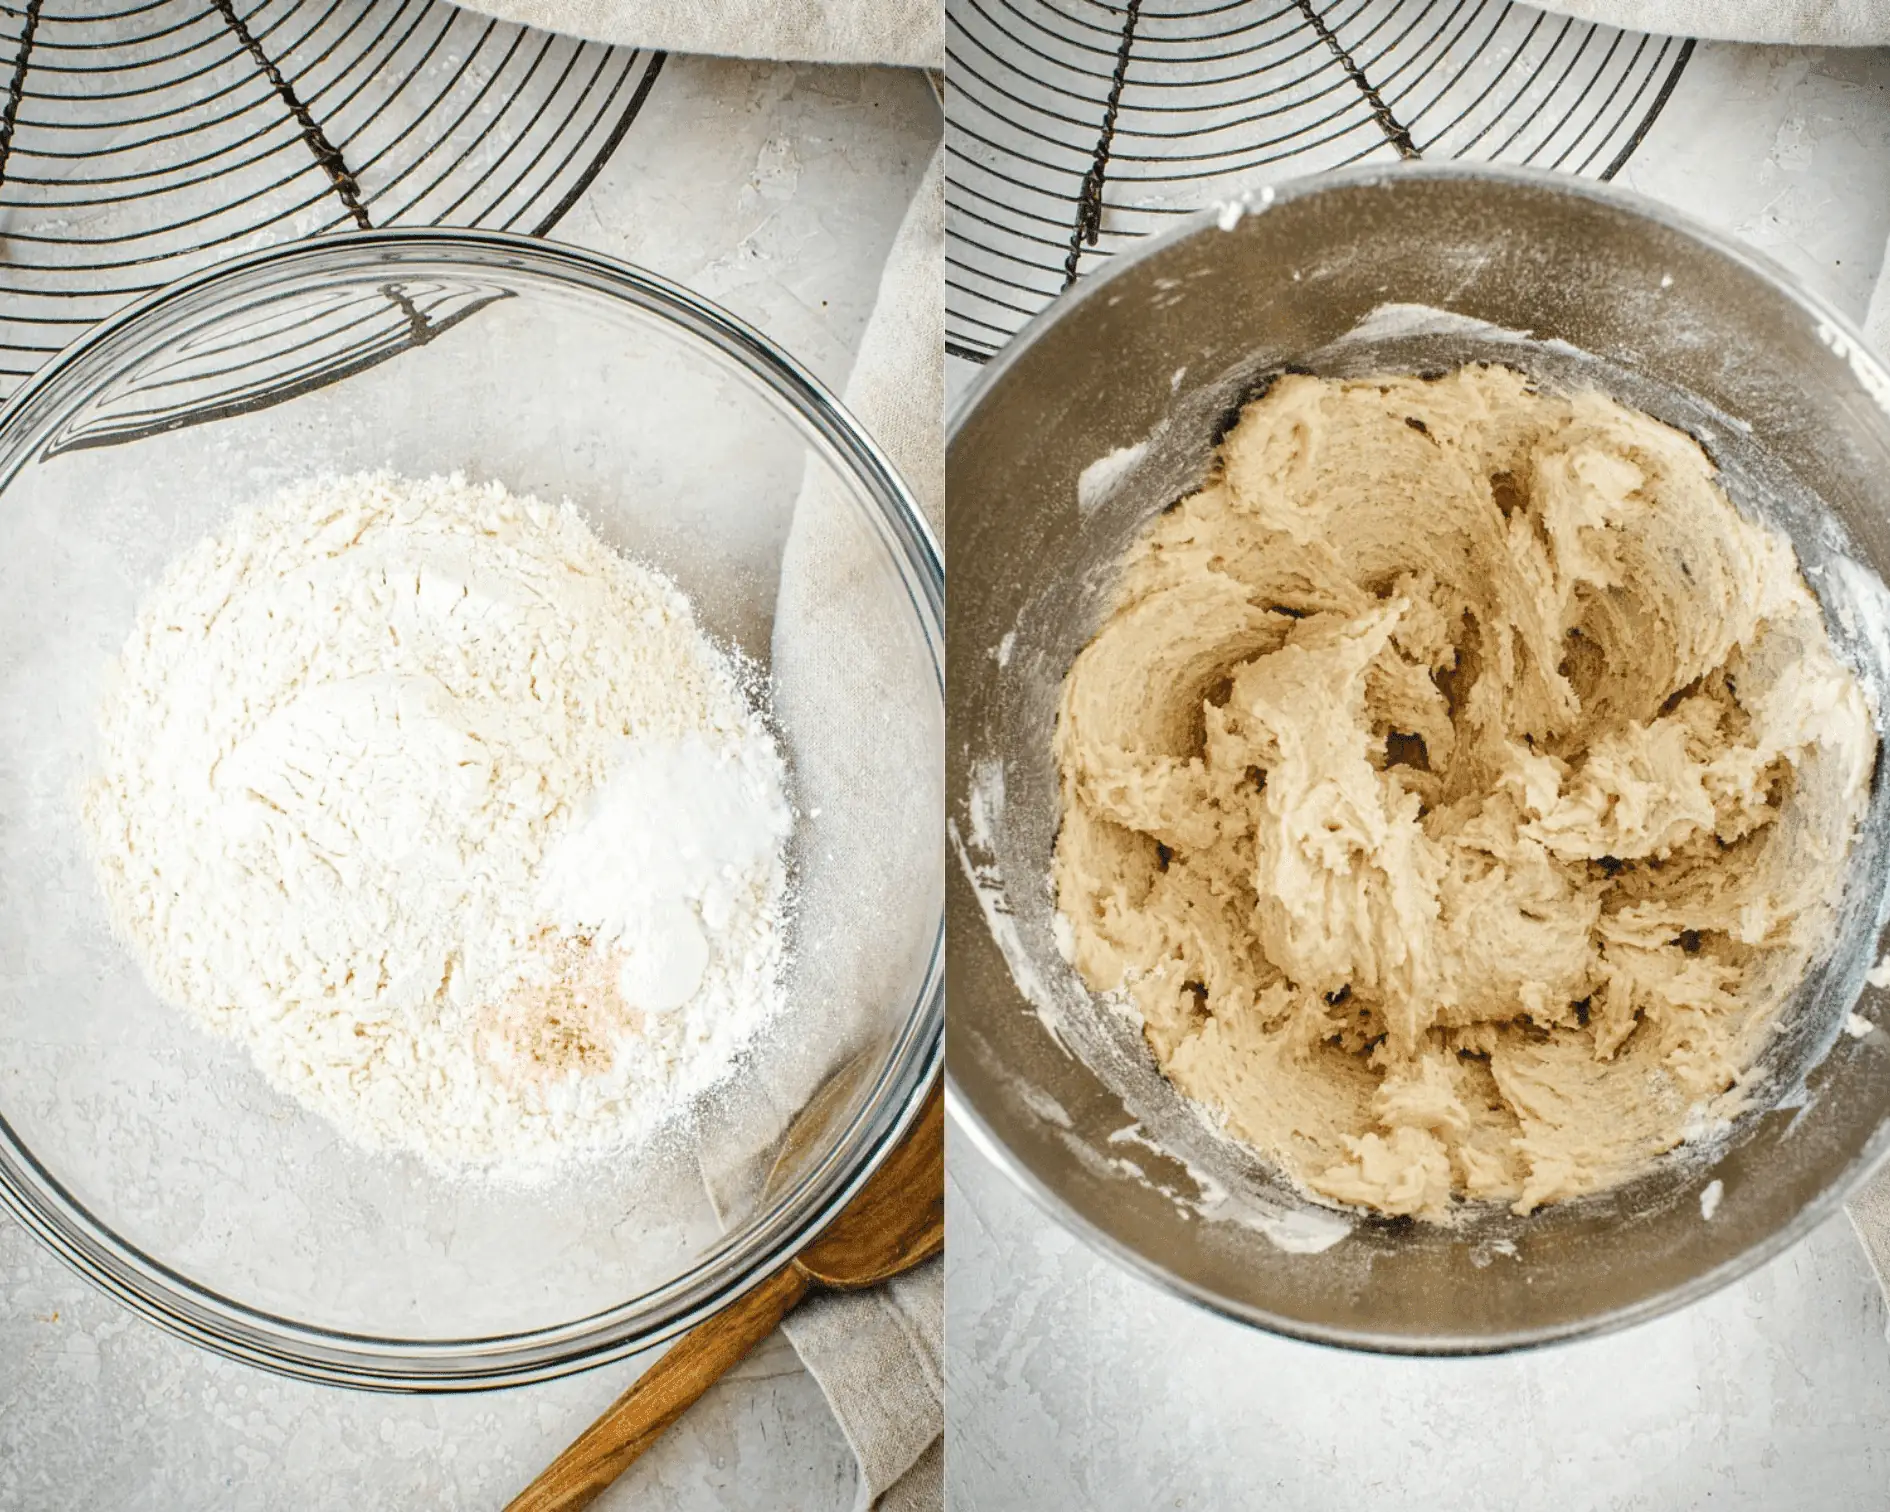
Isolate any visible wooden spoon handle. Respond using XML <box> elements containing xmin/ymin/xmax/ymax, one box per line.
<box><xmin>504</xmin><ymin>1264</ymin><xmax>812</xmax><ymax>1512</ymax></box>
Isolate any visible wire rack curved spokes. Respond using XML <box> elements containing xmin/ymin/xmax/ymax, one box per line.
<box><xmin>0</xmin><ymin>0</ymin><xmax>662</xmax><ymax>410</ymax></box>
<box><xmin>947</xmin><ymin>0</ymin><xmax>1691</xmax><ymax>361</ymax></box>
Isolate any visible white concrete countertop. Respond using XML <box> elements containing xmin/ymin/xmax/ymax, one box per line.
<box><xmin>0</xmin><ymin>54</ymin><xmax>938</xmax><ymax>1512</ymax></box>
<box><xmin>946</xmin><ymin>37</ymin><xmax>1890</xmax><ymax>1512</ymax></box>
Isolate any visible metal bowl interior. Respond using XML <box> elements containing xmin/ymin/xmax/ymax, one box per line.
<box><xmin>947</xmin><ymin>164</ymin><xmax>1890</xmax><ymax>1354</ymax></box>
<box><xmin>0</xmin><ymin>231</ymin><xmax>943</xmax><ymax>1388</ymax></box>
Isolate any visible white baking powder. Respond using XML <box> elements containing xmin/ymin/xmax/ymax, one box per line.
<box><xmin>80</xmin><ymin>472</ymin><xmax>792</xmax><ymax>1176</ymax></box>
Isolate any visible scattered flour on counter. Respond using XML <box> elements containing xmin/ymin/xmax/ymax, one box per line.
<box><xmin>1868</xmin><ymin>952</ymin><xmax>1890</xmax><ymax>989</ymax></box>
<box><xmin>1700</xmin><ymin>1179</ymin><xmax>1724</xmax><ymax>1220</ymax></box>
<box><xmin>80</xmin><ymin>472</ymin><xmax>792</xmax><ymax>1176</ymax></box>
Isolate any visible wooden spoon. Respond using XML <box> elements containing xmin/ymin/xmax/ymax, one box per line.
<box><xmin>506</xmin><ymin>1076</ymin><xmax>944</xmax><ymax>1512</ymax></box>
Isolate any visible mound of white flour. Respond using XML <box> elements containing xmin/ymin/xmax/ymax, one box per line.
<box><xmin>80</xmin><ymin>472</ymin><xmax>792</xmax><ymax>1175</ymax></box>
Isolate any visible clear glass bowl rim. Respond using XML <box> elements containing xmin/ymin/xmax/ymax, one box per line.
<box><xmin>0</xmin><ymin>227</ymin><xmax>944</xmax><ymax>1391</ymax></box>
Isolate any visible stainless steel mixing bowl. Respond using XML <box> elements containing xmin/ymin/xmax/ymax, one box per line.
<box><xmin>947</xmin><ymin>163</ymin><xmax>1890</xmax><ymax>1353</ymax></box>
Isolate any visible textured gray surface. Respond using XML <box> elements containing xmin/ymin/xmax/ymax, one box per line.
<box><xmin>0</xmin><ymin>1267</ymin><xmax>852</xmax><ymax>1512</ymax></box>
<box><xmin>0</xmin><ymin>53</ymin><xmax>938</xmax><ymax>1512</ymax></box>
<box><xmin>947</xmin><ymin>1130</ymin><xmax>1890</xmax><ymax>1512</ymax></box>
<box><xmin>945</xmin><ymin>36</ymin><xmax>1890</xmax><ymax>1512</ymax></box>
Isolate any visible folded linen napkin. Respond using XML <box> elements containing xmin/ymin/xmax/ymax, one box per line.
<box><xmin>1530</xmin><ymin>1</ymin><xmax>1890</xmax><ymax>46</ymax></box>
<box><xmin>769</xmin><ymin>138</ymin><xmax>944</xmax><ymax>1512</ymax></box>
<box><xmin>450</xmin><ymin>0</ymin><xmax>942</xmax><ymax>66</ymax></box>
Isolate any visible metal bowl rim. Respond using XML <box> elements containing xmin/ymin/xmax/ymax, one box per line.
<box><xmin>945</xmin><ymin>158</ymin><xmax>1890</xmax><ymax>1355</ymax></box>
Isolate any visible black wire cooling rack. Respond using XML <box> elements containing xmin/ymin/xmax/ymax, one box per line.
<box><xmin>947</xmin><ymin>0</ymin><xmax>1692</xmax><ymax>361</ymax></box>
<box><xmin>0</xmin><ymin>0</ymin><xmax>662</xmax><ymax>402</ymax></box>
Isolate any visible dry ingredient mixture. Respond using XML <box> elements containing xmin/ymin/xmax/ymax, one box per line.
<box><xmin>81</xmin><ymin>472</ymin><xmax>791</xmax><ymax>1175</ymax></box>
<box><xmin>1053</xmin><ymin>367</ymin><xmax>1875</xmax><ymax>1220</ymax></box>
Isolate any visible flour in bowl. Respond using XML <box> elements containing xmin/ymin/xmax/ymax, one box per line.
<box><xmin>79</xmin><ymin>472</ymin><xmax>792</xmax><ymax>1175</ymax></box>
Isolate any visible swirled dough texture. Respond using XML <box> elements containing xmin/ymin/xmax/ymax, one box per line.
<box><xmin>1054</xmin><ymin>367</ymin><xmax>1876</xmax><ymax>1219</ymax></box>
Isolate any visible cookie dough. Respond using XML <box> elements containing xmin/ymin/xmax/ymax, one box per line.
<box><xmin>1054</xmin><ymin>367</ymin><xmax>1875</xmax><ymax>1219</ymax></box>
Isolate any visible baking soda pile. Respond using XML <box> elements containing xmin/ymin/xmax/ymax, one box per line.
<box><xmin>80</xmin><ymin>472</ymin><xmax>792</xmax><ymax>1175</ymax></box>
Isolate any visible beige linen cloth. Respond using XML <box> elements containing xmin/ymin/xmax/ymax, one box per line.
<box><xmin>442</xmin><ymin>2</ymin><xmax>943</xmax><ymax>1507</ymax></box>
<box><xmin>1540</xmin><ymin>2</ymin><xmax>1889</xmax><ymax>47</ymax></box>
<box><xmin>450</xmin><ymin>0</ymin><xmax>939</xmax><ymax>65</ymax></box>
<box><xmin>766</xmin><ymin>139</ymin><xmax>944</xmax><ymax>1512</ymax></box>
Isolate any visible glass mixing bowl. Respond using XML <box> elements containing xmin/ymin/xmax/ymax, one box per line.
<box><xmin>0</xmin><ymin>231</ymin><xmax>942</xmax><ymax>1388</ymax></box>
